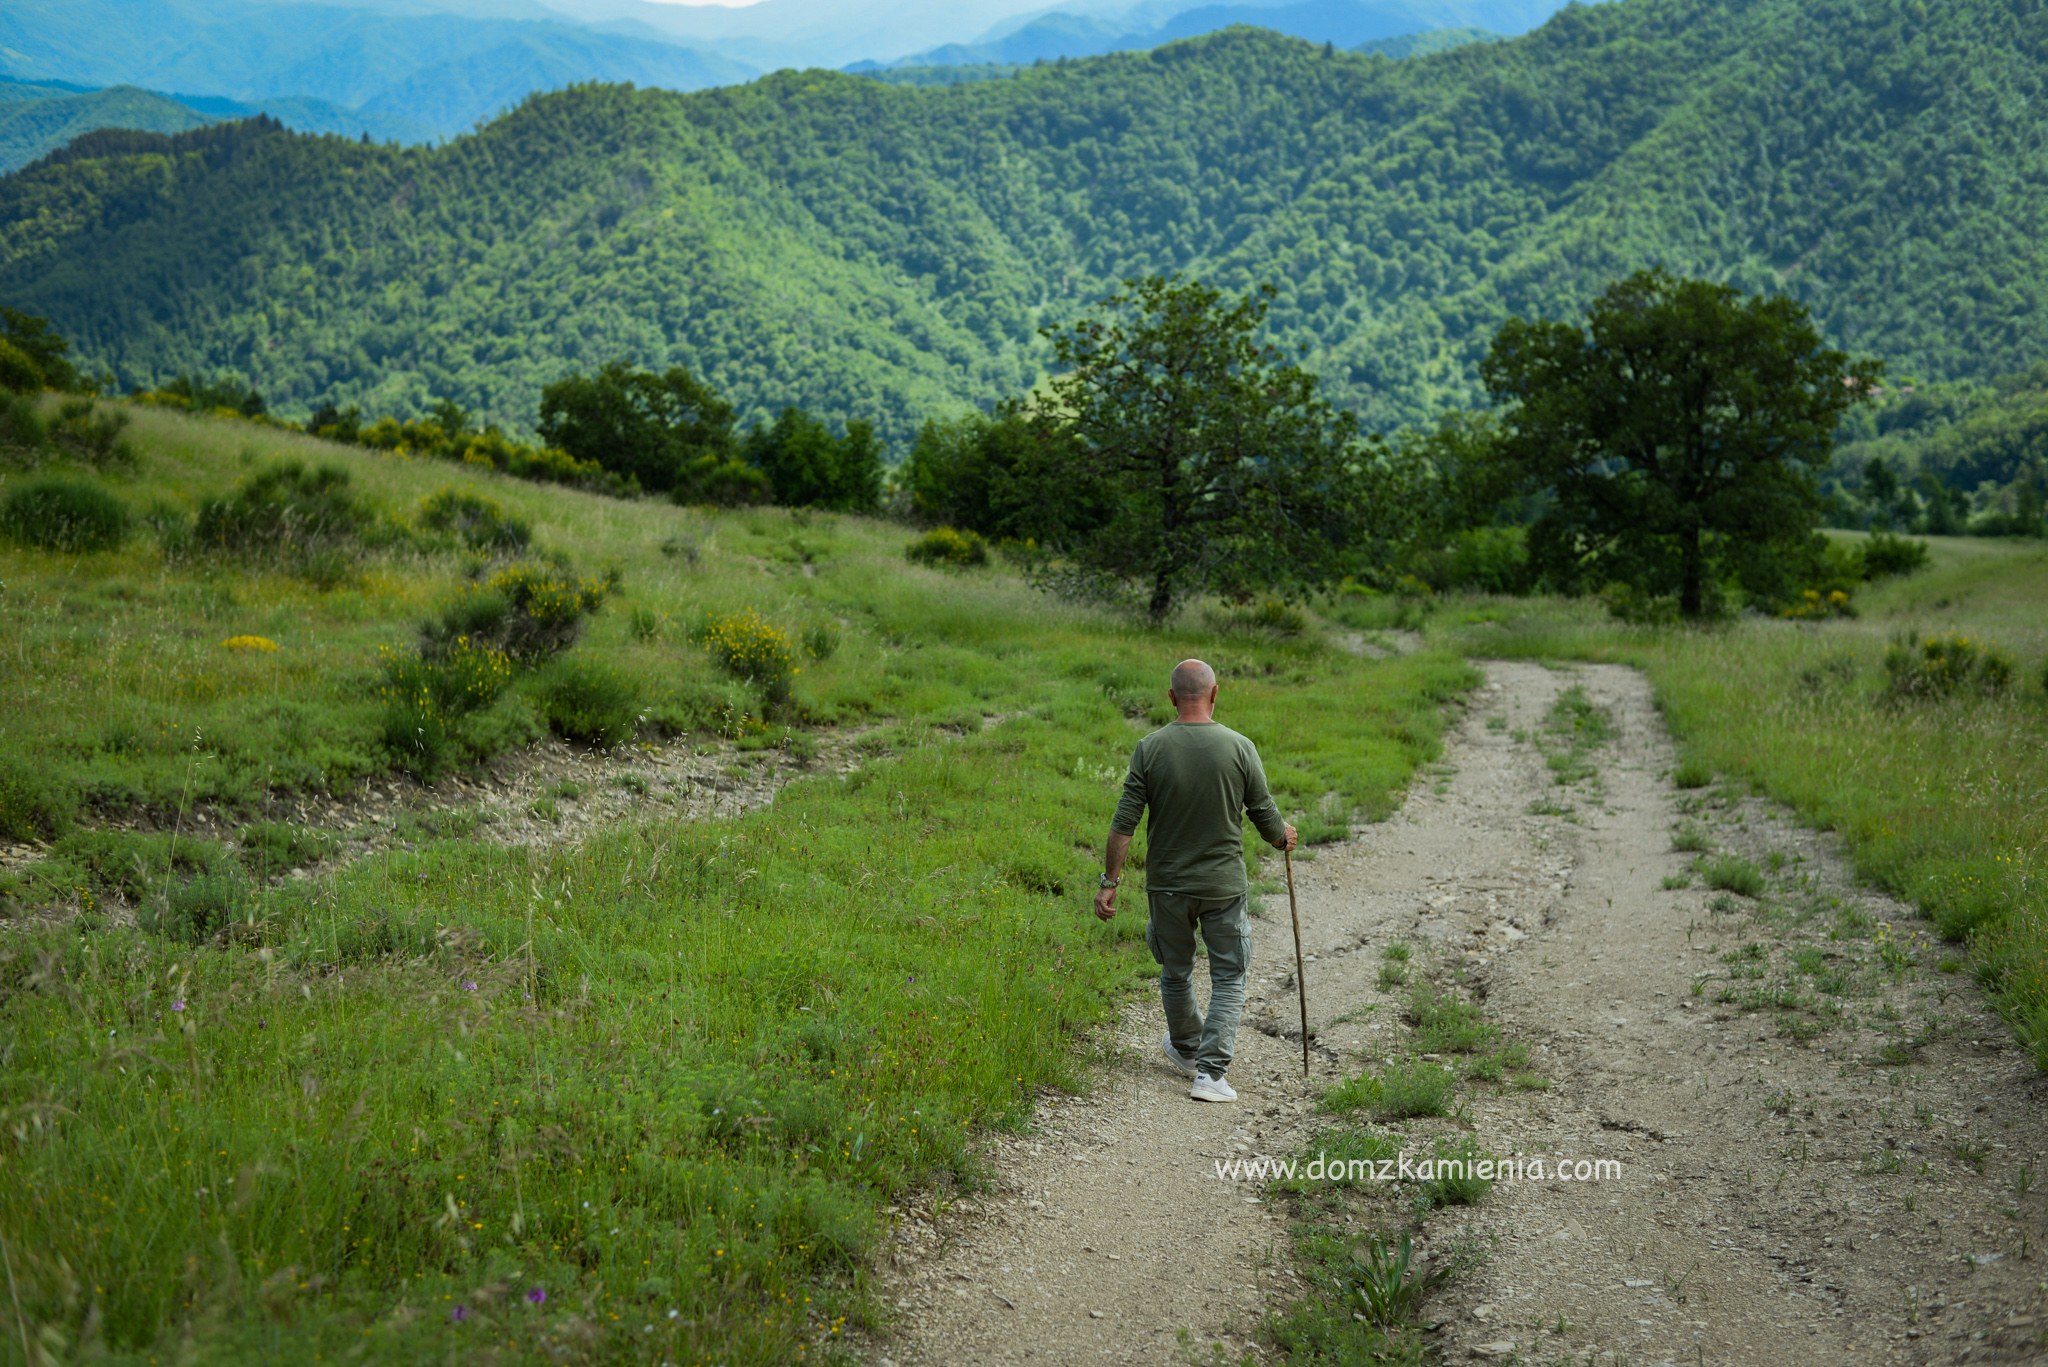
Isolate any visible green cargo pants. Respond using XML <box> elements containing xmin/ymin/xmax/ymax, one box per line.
<box><xmin>1145</xmin><ymin>889</ymin><xmax>1252</xmax><ymax>1079</ymax></box>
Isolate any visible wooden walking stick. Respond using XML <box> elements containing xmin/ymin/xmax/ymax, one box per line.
<box><xmin>1285</xmin><ymin>848</ymin><xmax>1308</xmax><ymax>1078</ymax></box>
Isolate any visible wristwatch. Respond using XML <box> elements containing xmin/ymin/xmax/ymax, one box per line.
<box><xmin>1098</xmin><ymin>873</ymin><xmax>1121</xmax><ymax>890</ymax></box>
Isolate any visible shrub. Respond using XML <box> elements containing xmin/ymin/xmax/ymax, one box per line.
<box><xmin>696</xmin><ymin>607</ymin><xmax>800</xmax><ymax>705</ymax></box>
<box><xmin>1861</xmin><ymin>531</ymin><xmax>1930</xmax><ymax>581</ymax></box>
<box><xmin>0</xmin><ymin>338</ymin><xmax>42</xmax><ymax>394</ymax></box>
<box><xmin>0</xmin><ymin>391</ymin><xmax>49</xmax><ymax>456</ymax></box>
<box><xmin>422</xmin><ymin>563</ymin><xmax>614</xmax><ymax>664</ymax></box>
<box><xmin>0</xmin><ymin>477</ymin><xmax>129</xmax><ymax>552</ymax></box>
<box><xmin>416</xmin><ymin>487</ymin><xmax>530</xmax><ymax>551</ymax></box>
<box><xmin>801</xmin><ymin>622</ymin><xmax>839</xmax><ymax>662</ymax></box>
<box><xmin>1884</xmin><ymin>632</ymin><xmax>2018</xmax><ymax>700</ymax></box>
<box><xmin>1781</xmin><ymin>587</ymin><xmax>1855</xmax><ymax>620</ymax></box>
<box><xmin>0</xmin><ymin>757</ymin><xmax>75</xmax><ymax>841</ymax></box>
<box><xmin>49</xmin><ymin>399</ymin><xmax>134</xmax><ymax>468</ymax></box>
<box><xmin>905</xmin><ymin>526</ymin><xmax>989</xmax><ymax>567</ymax></box>
<box><xmin>193</xmin><ymin>461</ymin><xmax>371</xmax><ymax>576</ymax></box>
<box><xmin>377</xmin><ymin>636</ymin><xmax>514</xmax><ymax>779</ymax></box>
<box><xmin>1218</xmin><ymin>597</ymin><xmax>1309</xmax><ymax>638</ymax></box>
<box><xmin>540</xmin><ymin>656</ymin><xmax>638</xmax><ymax>748</ymax></box>
<box><xmin>1597</xmin><ymin>581</ymin><xmax>1681</xmax><ymax>625</ymax></box>
<box><xmin>629</xmin><ymin>606</ymin><xmax>664</xmax><ymax>642</ymax></box>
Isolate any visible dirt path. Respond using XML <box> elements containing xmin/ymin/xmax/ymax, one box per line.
<box><xmin>880</xmin><ymin>661</ymin><xmax>2048</xmax><ymax>1365</ymax></box>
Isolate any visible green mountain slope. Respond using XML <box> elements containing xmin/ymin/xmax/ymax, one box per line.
<box><xmin>3</xmin><ymin>0</ymin><xmax>2046</xmax><ymax>443</ymax></box>
<box><xmin>0</xmin><ymin>83</ymin><xmax>215</xmax><ymax>174</ymax></box>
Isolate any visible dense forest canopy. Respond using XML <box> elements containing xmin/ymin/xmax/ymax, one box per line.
<box><xmin>3</xmin><ymin>0</ymin><xmax>2047</xmax><ymax>447</ymax></box>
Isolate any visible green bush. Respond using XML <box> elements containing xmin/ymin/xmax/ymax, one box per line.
<box><xmin>1884</xmin><ymin>632</ymin><xmax>2017</xmax><ymax>700</ymax></box>
<box><xmin>905</xmin><ymin>526</ymin><xmax>989</xmax><ymax>567</ymax></box>
<box><xmin>0</xmin><ymin>757</ymin><xmax>75</xmax><ymax>841</ymax></box>
<box><xmin>696</xmin><ymin>607</ymin><xmax>800</xmax><ymax>705</ymax></box>
<box><xmin>378</xmin><ymin>637</ymin><xmax>516</xmax><ymax>779</ymax></box>
<box><xmin>194</xmin><ymin>461</ymin><xmax>372</xmax><ymax>576</ymax></box>
<box><xmin>416</xmin><ymin>487</ymin><xmax>530</xmax><ymax>551</ymax></box>
<box><xmin>0</xmin><ymin>338</ymin><xmax>42</xmax><ymax>395</ymax></box>
<box><xmin>425</xmin><ymin>562</ymin><xmax>614</xmax><ymax>663</ymax></box>
<box><xmin>801</xmin><ymin>622</ymin><xmax>839</xmax><ymax>661</ymax></box>
<box><xmin>1597</xmin><ymin>581</ymin><xmax>1681</xmax><ymax>625</ymax></box>
<box><xmin>1217</xmin><ymin>597</ymin><xmax>1308</xmax><ymax>638</ymax></box>
<box><xmin>540</xmin><ymin>656</ymin><xmax>638</xmax><ymax>748</ymax></box>
<box><xmin>49</xmin><ymin>400</ymin><xmax>134</xmax><ymax>468</ymax></box>
<box><xmin>0</xmin><ymin>477</ymin><xmax>130</xmax><ymax>552</ymax></box>
<box><xmin>0</xmin><ymin>391</ymin><xmax>49</xmax><ymax>456</ymax></box>
<box><xmin>1861</xmin><ymin>531</ymin><xmax>1930</xmax><ymax>581</ymax></box>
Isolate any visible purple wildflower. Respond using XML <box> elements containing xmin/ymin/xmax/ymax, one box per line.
<box><xmin>170</xmin><ymin>1000</ymin><xmax>186</xmax><ymax>1013</ymax></box>
<box><xmin>450</xmin><ymin>1305</ymin><xmax>469</xmax><ymax>1322</ymax></box>
<box><xmin>526</xmin><ymin>1287</ymin><xmax>547</xmax><ymax>1305</ymax></box>
<box><xmin>462</xmin><ymin>981</ymin><xmax>478</xmax><ymax>992</ymax></box>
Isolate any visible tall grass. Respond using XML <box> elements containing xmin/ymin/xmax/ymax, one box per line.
<box><xmin>0</xmin><ymin>402</ymin><xmax>1477</xmax><ymax>1361</ymax></box>
<box><xmin>1435</xmin><ymin>533</ymin><xmax>2048</xmax><ymax>1068</ymax></box>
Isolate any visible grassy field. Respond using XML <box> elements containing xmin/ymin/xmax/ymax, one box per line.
<box><xmin>1419</xmin><ymin>534</ymin><xmax>2048</xmax><ymax>1069</ymax></box>
<box><xmin>0</xmin><ymin>401</ymin><xmax>1476</xmax><ymax>1363</ymax></box>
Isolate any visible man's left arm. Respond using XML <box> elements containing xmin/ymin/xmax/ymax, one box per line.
<box><xmin>1243</xmin><ymin>742</ymin><xmax>1297</xmax><ymax>852</ymax></box>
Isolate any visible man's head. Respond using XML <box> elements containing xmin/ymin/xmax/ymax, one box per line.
<box><xmin>1169</xmin><ymin>659</ymin><xmax>1218</xmax><ymax>715</ymax></box>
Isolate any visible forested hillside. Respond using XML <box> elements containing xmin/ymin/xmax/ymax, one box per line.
<box><xmin>4</xmin><ymin>0</ymin><xmax>2047</xmax><ymax>442</ymax></box>
<box><xmin>0</xmin><ymin>81</ymin><xmax>213</xmax><ymax>175</ymax></box>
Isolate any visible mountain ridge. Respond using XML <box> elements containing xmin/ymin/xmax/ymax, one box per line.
<box><xmin>3</xmin><ymin>0</ymin><xmax>2043</xmax><ymax>446</ymax></box>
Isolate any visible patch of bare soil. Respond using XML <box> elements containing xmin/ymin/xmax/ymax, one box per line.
<box><xmin>0</xmin><ymin>730</ymin><xmax>869</xmax><ymax>900</ymax></box>
<box><xmin>878</xmin><ymin>661</ymin><xmax>2048</xmax><ymax>1365</ymax></box>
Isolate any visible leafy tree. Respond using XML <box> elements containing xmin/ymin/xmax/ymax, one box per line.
<box><xmin>537</xmin><ymin>362</ymin><xmax>736</xmax><ymax>495</ymax></box>
<box><xmin>1483</xmin><ymin>270</ymin><xmax>1880</xmax><ymax>618</ymax></box>
<box><xmin>1034</xmin><ymin>275</ymin><xmax>1370</xmax><ymax>621</ymax></box>
<box><xmin>0</xmin><ymin>309</ymin><xmax>77</xmax><ymax>391</ymax></box>
<box><xmin>900</xmin><ymin>408</ymin><xmax>1088</xmax><ymax>540</ymax></box>
<box><xmin>742</xmin><ymin>408</ymin><xmax>882</xmax><ymax>512</ymax></box>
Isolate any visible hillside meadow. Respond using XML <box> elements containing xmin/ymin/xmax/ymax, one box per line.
<box><xmin>1413</xmin><ymin>535</ymin><xmax>2048</xmax><ymax>1068</ymax></box>
<box><xmin>0</xmin><ymin>401</ymin><xmax>1475</xmax><ymax>1363</ymax></box>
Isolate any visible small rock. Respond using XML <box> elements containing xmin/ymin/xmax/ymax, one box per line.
<box><xmin>1088</xmin><ymin>1310</ymin><xmax>1105</xmax><ymax>1319</ymax></box>
<box><xmin>1472</xmin><ymin>1342</ymin><xmax>1516</xmax><ymax>1358</ymax></box>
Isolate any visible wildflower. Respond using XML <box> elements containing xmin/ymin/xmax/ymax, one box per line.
<box><xmin>220</xmin><ymin>634</ymin><xmax>280</xmax><ymax>652</ymax></box>
<box><xmin>527</xmin><ymin>1287</ymin><xmax>547</xmax><ymax>1305</ymax></box>
<box><xmin>462</xmin><ymin>980</ymin><xmax>478</xmax><ymax>992</ymax></box>
<box><xmin>170</xmin><ymin>1000</ymin><xmax>186</xmax><ymax>1013</ymax></box>
<box><xmin>451</xmin><ymin>1305</ymin><xmax>469</xmax><ymax>1322</ymax></box>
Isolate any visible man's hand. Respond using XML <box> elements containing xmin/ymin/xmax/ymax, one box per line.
<box><xmin>1093</xmin><ymin>884</ymin><xmax>1118</xmax><ymax>921</ymax></box>
<box><xmin>1279</xmin><ymin>823</ymin><xmax>1298</xmax><ymax>854</ymax></box>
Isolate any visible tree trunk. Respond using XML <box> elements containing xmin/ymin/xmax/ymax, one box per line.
<box><xmin>1678</xmin><ymin>523</ymin><xmax>1704</xmax><ymax>619</ymax></box>
<box><xmin>1148</xmin><ymin>572</ymin><xmax>1174</xmax><ymax>623</ymax></box>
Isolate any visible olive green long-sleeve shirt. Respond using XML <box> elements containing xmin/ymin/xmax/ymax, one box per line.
<box><xmin>1110</xmin><ymin>721</ymin><xmax>1287</xmax><ymax>897</ymax></box>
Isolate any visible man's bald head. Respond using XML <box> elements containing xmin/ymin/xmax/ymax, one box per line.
<box><xmin>1169</xmin><ymin>659</ymin><xmax>1217</xmax><ymax>703</ymax></box>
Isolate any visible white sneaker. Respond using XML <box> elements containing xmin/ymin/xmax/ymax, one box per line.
<box><xmin>1161</xmin><ymin>1033</ymin><xmax>1197</xmax><ymax>1079</ymax></box>
<box><xmin>1190</xmin><ymin>1072</ymin><xmax>1237</xmax><ymax>1103</ymax></box>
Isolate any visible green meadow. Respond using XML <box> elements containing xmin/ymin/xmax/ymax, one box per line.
<box><xmin>1425</xmin><ymin>535</ymin><xmax>2048</xmax><ymax>1068</ymax></box>
<box><xmin>0</xmin><ymin>401</ymin><xmax>1475</xmax><ymax>1363</ymax></box>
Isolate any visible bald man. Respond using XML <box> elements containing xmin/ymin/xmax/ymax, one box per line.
<box><xmin>1095</xmin><ymin>659</ymin><xmax>1296</xmax><ymax>1102</ymax></box>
